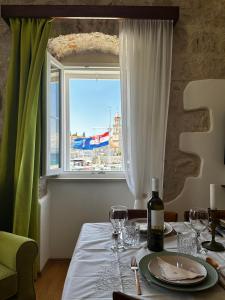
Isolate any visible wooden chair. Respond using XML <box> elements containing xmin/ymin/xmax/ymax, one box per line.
<box><xmin>128</xmin><ymin>209</ymin><xmax>178</xmax><ymax>222</ymax></box>
<box><xmin>184</xmin><ymin>211</ymin><xmax>189</xmax><ymax>221</ymax></box>
<box><xmin>184</xmin><ymin>210</ymin><xmax>225</xmax><ymax>221</ymax></box>
<box><xmin>113</xmin><ymin>291</ymin><xmax>139</xmax><ymax>300</ymax></box>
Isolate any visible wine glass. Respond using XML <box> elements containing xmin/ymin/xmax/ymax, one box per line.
<box><xmin>109</xmin><ymin>205</ymin><xmax>128</xmax><ymax>251</ymax></box>
<box><xmin>189</xmin><ymin>208</ymin><xmax>209</xmax><ymax>254</ymax></box>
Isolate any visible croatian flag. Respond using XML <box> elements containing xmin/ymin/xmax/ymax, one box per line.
<box><xmin>72</xmin><ymin>132</ymin><xmax>109</xmax><ymax>150</ymax></box>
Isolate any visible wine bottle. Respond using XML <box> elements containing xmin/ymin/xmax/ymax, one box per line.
<box><xmin>147</xmin><ymin>177</ymin><xmax>164</xmax><ymax>252</ymax></box>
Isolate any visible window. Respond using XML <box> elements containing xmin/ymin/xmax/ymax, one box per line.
<box><xmin>45</xmin><ymin>52</ymin><xmax>124</xmax><ymax>178</ymax></box>
<box><xmin>44</xmin><ymin>53</ymin><xmax>63</xmax><ymax>175</ymax></box>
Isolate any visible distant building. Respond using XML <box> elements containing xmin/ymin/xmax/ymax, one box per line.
<box><xmin>110</xmin><ymin>112</ymin><xmax>121</xmax><ymax>155</ymax></box>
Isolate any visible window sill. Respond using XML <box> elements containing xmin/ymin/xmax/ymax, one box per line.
<box><xmin>47</xmin><ymin>177</ymin><xmax>126</xmax><ymax>182</ymax></box>
<box><xmin>46</xmin><ymin>171</ymin><xmax>126</xmax><ymax>182</ymax></box>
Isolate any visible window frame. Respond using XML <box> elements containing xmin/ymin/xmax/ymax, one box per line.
<box><xmin>45</xmin><ymin>52</ymin><xmax>64</xmax><ymax>176</ymax></box>
<box><xmin>45</xmin><ymin>54</ymin><xmax>125</xmax><ymax>179</ymax></box>
<box><xmin>63</xmin><ymin>66</ymin><xmax>125</xmax><ymax>179</ymax></box>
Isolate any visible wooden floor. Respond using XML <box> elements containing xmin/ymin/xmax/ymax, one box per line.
<box><xmin>35</xmin><ymin>259</ymin><xmax>70</xmax><ymax>300</ymax></box>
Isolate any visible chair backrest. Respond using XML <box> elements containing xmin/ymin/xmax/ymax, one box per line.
<box><xmin>128</xmin><ymin>209</ymin><xmax>178</xmax><ymax>222</ymax></box>
<box><xmin>164</xmin><ymin>211</ymin><xmax>178</xmax><ymax>222</ymax></box>
<box><xmin>184</xmin><ymin>210</ymin><xmax>225</xmax><ymax>221</ymax></box>
<box><xmin>184</xmin><ymin>211</ymin><xmax>189</xmax><ymax>221</ymax></box>
<box><xmin>113</xmin><ymin>291</ymin><xmax>138</xmax><ymax>300</ymax></box>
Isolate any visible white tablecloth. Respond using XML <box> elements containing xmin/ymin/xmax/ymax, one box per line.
<box><xmin>61</xmin><ymin>223</ymin><xmax>225</xmax><ymax>300</ymax></box>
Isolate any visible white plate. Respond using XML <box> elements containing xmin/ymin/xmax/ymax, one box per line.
<box><xmin>148</xmin><ymin>254</ymin><xmax>207</xmax><ymax>286</ymax></box>
<box><xmin>164</xmin><ymin>222</ymin><xmax>173</xmax><ymax>236</ymax></box>
<box><xmin>132</xmin><ymin>218</ymin><xmax>173</xmax><ymax>236</ymax></box>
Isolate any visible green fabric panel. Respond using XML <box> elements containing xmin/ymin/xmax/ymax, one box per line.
<box><xmin>0</xmin><ymin>18</ymin><xmax>51</xmax><ymax>243</ymax></box>
<box><xmin>12</xmin><ymin>19</ymin><xmax>51</xmax><ymax>240</ymax></box>
<box><xmin>0</xmin><ymin>264</ymin><xmax>17</xmax><ymax>300</ymax></box>
<box><xmin>40</xmin><ymin>58</ymin><xmax>47</xmax><ymax>177</ymax></box>
<box><xmin>0</xmin><ymin>19</ymin><xmax>21</xmax><ymax>232</ymax></box>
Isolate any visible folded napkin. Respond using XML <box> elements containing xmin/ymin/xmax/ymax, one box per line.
<box><xmin>157</xmin><ymin>257</ymin><xmax>203</xmax><ymax>281</ymax></box>
<box><xmin>218</xmin><ymin>272</ymin><xmax>225</xmax><ymax>290</ymax></box>
<box><xmin>220</xmin><ymin>267</ymin><xmax>225</xmax><ymax>279</ymax></box>
<box><xmin>206</xmin><ymin>256</ymin><xmax>225</xmax><ymax>290</ymax></box>
<box><xmin>213</xmin><ymin>265</ymin><xmax>225</xmax><ymax>290</ymax></box>
<box><xmin>215</xmin><ymin>266</ymin><xmax>225</xmax><ymax>290</ymax></box>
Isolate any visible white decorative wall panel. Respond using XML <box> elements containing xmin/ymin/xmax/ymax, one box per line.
<box><xmin>165</xmin><ymin>80</ymin><xmax>225</xmax><ymax>217</ymax></box>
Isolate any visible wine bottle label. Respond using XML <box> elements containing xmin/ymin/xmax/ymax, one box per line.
<box><xmin>151</xmin><ymin>210</ymin><xmax>164</xmax><ymax>230</ymax></box>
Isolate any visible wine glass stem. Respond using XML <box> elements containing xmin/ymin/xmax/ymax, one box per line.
<box><xmin>118</xmin><ymin>228</ymin><xmax>124</xmax><ymax>247</ymax></box>
<box><xmin>196</xmin><ymin>231</ymin><xmax>201</xmax><ymax>253</ymax></box>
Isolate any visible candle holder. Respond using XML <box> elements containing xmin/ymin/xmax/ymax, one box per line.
<box><xmin>202</xmin><ymin>208</ymin><xmax>225</xmax><ymax>252</ymax></box>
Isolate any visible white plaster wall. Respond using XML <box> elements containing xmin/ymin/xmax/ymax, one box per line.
<box><xmin>39</xmin><ymin>193</ymin><xmax>50</xmax><ymax>271</ymax></box>
<box><xmin>165</xmin><ymin>80</ymin><xmax>225</xmax><ymax>218</ymax></box>
<box><xmin>48</xmin><ymin>179</ymin><xmax>133</xmax><ymax>258</ymax></box>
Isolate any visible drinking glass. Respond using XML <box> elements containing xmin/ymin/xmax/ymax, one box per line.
<box><xmin>122</xmin><ymin>222</ymin><xmax>140</xmax><ymax>248</ymax></box>
<box><xmin>177</xmin><ymin>231</ymin><xmax>197</xmax><ymax>256</ymax></box>
<box><xmin>109</xmin><ymin>205</ymin><xmax>128</xmax><ymax>251</ymax></box>
<box><xmin>189</xmin><ymin>208</ymin><xmax>209</xmax><ymax>254</ymax></box>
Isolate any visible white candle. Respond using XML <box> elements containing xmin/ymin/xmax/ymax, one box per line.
<box><xmin>210</xmin><ymin>184</ymin><xmax>216</xmax><ymax>209</ymax></box>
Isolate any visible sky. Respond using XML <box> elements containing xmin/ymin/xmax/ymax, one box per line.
<box><xmin>69</xmin><ymin>79</ymin><xmax>121</xmax><ymax>137</ymax></box>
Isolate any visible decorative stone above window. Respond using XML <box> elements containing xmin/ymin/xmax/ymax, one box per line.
<box><xmin>48</xmin><ymin>32</ymin><xmax>119</xmax><ymax>60</ymax></box>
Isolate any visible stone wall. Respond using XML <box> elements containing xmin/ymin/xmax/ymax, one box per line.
<box><xmin>0</xmin><ymin>0</ymin><xmax>224</xmax><ymax>201</ymax></box>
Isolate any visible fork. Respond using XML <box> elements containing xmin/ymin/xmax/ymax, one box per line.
<box><xmin>131</xmin><ymin>256</ymin><xmax>142</xmax><ymax>295</ymax></box>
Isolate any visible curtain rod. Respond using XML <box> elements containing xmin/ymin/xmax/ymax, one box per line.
<box><xmin>1</xmin><ymin>5</ymin><xmax>179</xmax><ymax>24</ymax></box>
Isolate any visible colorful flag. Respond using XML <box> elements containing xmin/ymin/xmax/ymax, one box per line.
<box><xmin>72</xmin><ymin>132</ymin><xmax>109</xmax><ymax>150</ymax></box>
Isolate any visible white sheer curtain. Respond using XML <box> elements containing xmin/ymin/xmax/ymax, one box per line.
<box><xmin>119</xmin><ymin>19</ymin><xmax>173</xmax><ymax>209</ymax></box>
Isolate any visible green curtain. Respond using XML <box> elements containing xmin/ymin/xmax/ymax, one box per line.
<box><xmin>0</xmin><ymin>18</ymin><xmax>51</xmax><ymax>242</ymax></box>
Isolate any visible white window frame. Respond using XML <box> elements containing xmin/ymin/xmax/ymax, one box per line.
<box><xmin>45</xmin><ymin>52</ymin><xmax>64</xmax><ymax>176</ymax></box>
<box><xmin>62</xmin><ymin>66</ymin><xmax>125</xmax><ymax>179</ymax></box>
<box><xmin>45</xmin><ymin>54</ymin><xmax>125</xmax><ymax>179</ymax></box>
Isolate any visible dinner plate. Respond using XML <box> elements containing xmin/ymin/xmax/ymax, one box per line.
<box><xmin>139</xmin><ymin>251</ymin><xmax>218</xmax><ymax>292</ymax></box>
<box><xmin>164</xmin><ymin>223</ymin><xmax>173</xmax><ymax>236</ymax></box>
<box><xmin>132</xmin><ymin>218</ymin><xmax>173</xmax><ymax>236</ymax></box>
<box><xmin>148</xmin><ymin>254</ymin><xmax>207</xmax><ymax>285</ymax></box>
